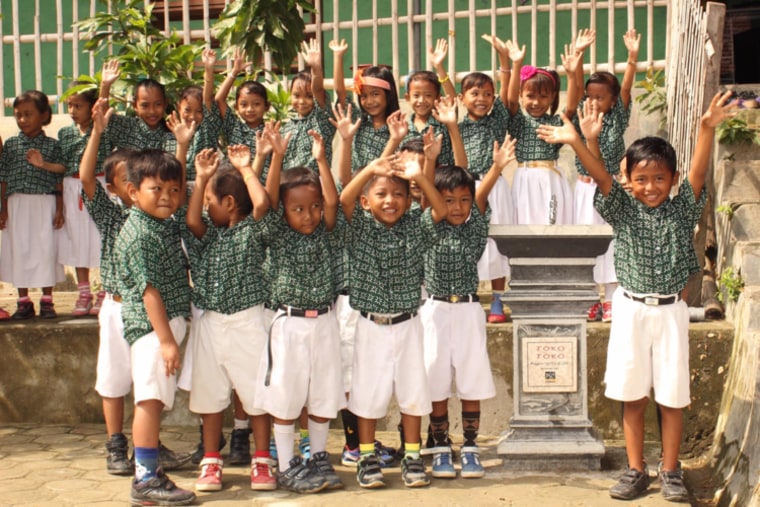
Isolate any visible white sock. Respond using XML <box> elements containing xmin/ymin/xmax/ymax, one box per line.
<box><xmin>233</xmin><ymin>418</ymin><xmax>249</xmax><ymax>430</ymax></box>
<box><xmin>604</xmin><ymin>283</ymin><xmax>618</xmax><ymax>302</ymax></box>
<box><xmin>273</xmin><ymin>423</ymin><xmax>295</xmax><ymax>471</ymax></box>
<box><xmin>307</xmin><ymin>419</ymin><xmax>330</xmax><ymax>455</ymax></box>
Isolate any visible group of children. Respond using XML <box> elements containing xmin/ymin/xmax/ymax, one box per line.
<box><xmin>0</xmin><ymin>26</ymin><xmax>734</xmax><ymax>505</ymax></box>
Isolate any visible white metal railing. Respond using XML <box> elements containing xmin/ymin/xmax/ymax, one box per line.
<box><xmin>0</xmin><ymin>0</ymin><xmax>668</xmax><ymax>115</ymax></box>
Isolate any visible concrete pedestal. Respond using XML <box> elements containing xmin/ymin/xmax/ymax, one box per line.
<box><xmin>490</xmin><ymin>225</ymin><xmax>612</xmax><ymax>471</ymax></box>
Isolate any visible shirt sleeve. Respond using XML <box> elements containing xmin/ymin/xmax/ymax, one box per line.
<box><xmin>593</xmin><ymin>180</ymin><xmax>629</xmax><ymax>228</ymax></box>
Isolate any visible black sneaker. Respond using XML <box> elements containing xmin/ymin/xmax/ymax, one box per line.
<box><xmin>356</xmin><ymin>454</ymin><xmax>385</xmax><ymax>489</ymax></box>
<box><xmin>190</xmin><ymin>425</ymin><xmax>227</xmax><ymax>465</ymax></box>
<box><xmin>277</xmin><ymin>456</ymin><xmax>328</xmax><ymax>494</ymax></box>
<box><xmin>158</xmin><ymin>442</ymin><xmax>192</xmax><ymax>471</ymax></box>
<box><xmin>227</xmin><ymin>428</ymin><xmax>251</xmax><ymax>466</ymax></box>
<box><xmin>38</xmin><ymin>300</ymin><xmax>57</xmax><ymax>319</ymax></box>
<box><xmin>130</xmin><ymin>468</ymin><xmax>195</xmax><ymax>506</ymax></box>
<box><xmin>659</xmin><ymin>465</ymin><xmax>689</xmax><ymax>502</ymax></box>
<box><xmin>609</xmin><ymin>466</ymin><xmax>650</xmax><ymax>500</ymax></box>
<box><xmin>400</xmin><ymin>455</ymin><xmax>430</xmax><ymax>487</ymax></box>
<box><xmin>307</xmin><ymin>451</ymin><xmax>343</xmax><ymax>490</ymax></box>
<box><xmin>11</xmin><ymin>301</ymin><xmax>34</xmax><ymax>320</ymax></box>
<box><xmin>105</xmin><ymin>432</ymin><xmax>132</xmax><ymax>476</ymax></box>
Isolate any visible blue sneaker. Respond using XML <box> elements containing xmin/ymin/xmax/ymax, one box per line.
<box><xmin>374</xmin><ymin>440</ymin><xmax>396</xmax><ymax>468</ymax></box>
<box><xmin>460</xmin><ymin>446</ymin><xmax>485</xmax><ymax>478</ymax></box>
<box><xmin>341</xmin><ymin>445</ymin><xmax>360</xmax><ymax>467</ymax></box>
<box><xmin>298</xmin><ymin>435</ymin><xmax>311</xmax><ymax>461</ymax></box>
<box><xmin>269</xmin><ymin>436</ymin><xmax>278</xmax><ymax>462</ymax></box>
<box><xmin>488</xmin><ymin>298</ymin><xmax>506</xmax><ymax>323</ymax></box>
<box><xmin>431</xmin><ymin>446</ymin><xmax>456</xmax><ymax>478</ymax></box>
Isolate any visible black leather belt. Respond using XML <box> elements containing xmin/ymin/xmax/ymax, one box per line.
<box><xmin>430</xmin><ymin>294</ymin><xmax>480</xmax><ymax>303</ymax></box>
<box><xmin>360</xmin><ymin>311</ymin><xmax>417</xmax><ymax>325</ymax></box>
<box><xmin>278</xmin><ymin>305</ymin><xmax>330</xmax><ymax>318</ymax></box>
<box><xmin>622</xmin><ymin>291</ymin><xmax>679</xmax><ymax>306</ymax></box>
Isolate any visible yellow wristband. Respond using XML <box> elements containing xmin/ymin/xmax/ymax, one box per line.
<box><xmin>627</xmin><ymin>60</ymin><xmax>636</xmax><ymax>66</ymax></box>
<box><xmin>243</xmin><ymin>172</ymin><xmax>254</xmax><ymax>183</ymax></box>
<box><xmin>438</xmin><ymin>74</ymin><xmax>450</xmax><ymax>84</ymax></box>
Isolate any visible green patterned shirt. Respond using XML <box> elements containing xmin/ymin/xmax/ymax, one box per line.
<box><xmin>104</xmin><ymin>114</ymin><xmax>177</xmax><ymax>154</ymax></box>
<box><xmin>347</xmin><ymin>206</ymin><xmax>438</xmax><ymax>314</ymax></box>
<box><xmin>0</xmin><ymin>132</ymin><xmax>63</xmax><ymax>196</ymax></box>
<box><xmin>349</xmin><ymin>104</ymin><xmax>391</xmax><ymax>171</ymax></box>
<box><xmin>573</xmin><ymin>97</ymin><xmax>630</xmax><ymax>176</ymax></box>
<box><xmin>218</xmin><ymin>109</ymin><xmax>270</xmax><ymax>183</ymax></box>
<box><xmin>459</xmin><ymin>97</ymin><xmax>510</xmax><ymax>175</ymax></box>
<box><xmin>58</xmin><ymin>124</ymin><xmax>112</xmax><ymax>177</ymax></box>
<box><xmin>402</xmin><ymin>114</ymin><xmax>453</xmax><ymax>167</ymax></box>
<box><xmin>82</xmin><ymin>184</ymin><xmax>130</xmax><ymax>295</ymax></box>
<box><xmin>424</xmin><ymin>205</ymin><xmax>490</xmax><ymax>296</ymax></box>
<box><xmin>509</xmin><ymin>109</ymin><xmax>563</xmax><ymax>162</ymax></box>
<box><xmin>184</xmin><ymin>215</ymin><xmax>269</xmax><ymax>314</ymax></box>
<box><xmin>260</xmin><ymin>206</ymin><xmax>341</xmax><ymax>309</ymax></box>
<box><xmin>186</xmin><ymin>103</ymin><xmax>222</xmax><ymax>181</ymax></box>
<box><xmin>594</xmin><ymin>179</ymin><xmax>706</xmax><ymax>295</ymax></box>
<box><xmin>115</xmin><ymin>207</ymin><xmax>190</xmax><ymax>345</ymax></box>
<box><xmin>281</xmin><ymin>101</ymin><xmax>336</xmax><ymax>172</ymax></box>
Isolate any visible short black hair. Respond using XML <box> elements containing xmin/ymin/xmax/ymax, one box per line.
<box><xmin>281</xmin><ymin>166</ymin><xmax>322</xmax><ymax>200</ymax></box>
<box><xmin>14</xmin><ymin>90</ymin><xmax>52</xmax><ymax>126</ymax></box>
<box><xmin>625</xmin><ymin>136</ymin><xmax>677</xmax><ymax>177</ymax></box>
<box><xmin>434</xmin><ymin>165</ymin><xmax>475</xmax><ymax>197</ymax></box>
<box><xmin>178</xmin><ymin>84</ymin><xmax>202</xmax><ymax>105</ymax></box>
<box><xmin>70</xmin><ymin>80</ymin><xmax>98</xmax><ymax>106</ymax></box>
<box><xmin>361</xmin><ymin>173</ymin><xmax>409</xmax><ymax>196</ymax></box>
<box><xmin>126</xmin><ymin>149</ymin><xmax>183</xmax><ymax>187</ymax></box>
<box><xmin>104</xmin><ymin>148</ymin><xmax>137</xmax><ymax>184</ymax></box>
<box><xmin>236</xmin><ymin>80</ymin><xmax>270</xmax><ymax>106</ymax></box>
<box><xmin>399</xmin><ymin>137</ymin><xmax>424</xmax><ymax>155</ymax></box>
<box><xmin>134</xmin><ymin>78</ymin><xmax>167</xmax><ymax>103</ymax></box>
<box><xmin>211</xmin><ymin>160</ymin><xmax>253</xmax><ymax>216</ymax></box>
<box><xmin>460</xmin><ymin>72</ymin><xmax>494</xmax><ymax>94</ymax></box>
<box><xmin>407</xmin><ymin>70</ymin><xmax>441</xmax><ymax>95</ymax></box>
<box><xmin>585</xmin><ymin>72</ymin><xmax>621</xmax><ymax>100</ymax></box>
<box><xmin>521</xmin><ymin>68</ymin><xmax>561</xmax><ymax>114</ymax></box>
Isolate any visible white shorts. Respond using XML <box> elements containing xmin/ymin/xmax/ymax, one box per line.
<box><xmin>177</xmin><ymin>303</ymin><xmax>203</xmax><ymax>392</ymax></box>
<box><xmin>348</xmin><ymin>313</ymin><xmax>432</xmax><ymax>419</ymax></box>
<box><xmin>574</xmin><ymin>178</ymin><xmax>616</xmax><ymax>284</ymax></box>
<box><xmin>476</xmin><ymin>177</ymin><xmax>512</xmax><ymax>280</ymax></box>
<box><xmin>131</xmin><ymin>317</ymin><xmax>188</xmax><ymax>410</ymax></box>
<box><xmin>335</xmin><ymin>293</ymin><xmax>360</xmax><ymax>392</ymax></box>
<box><xmin>420</xmin><ymin>298</ymin><xmax>496</xmax><ymax>402</ymax></box>
<box><xmin>94</xmin><ymin>295</ymin><xmax>130</xmax><ymax>398</ymax></box>
<box><xmin>512</xmin><ymin>163</ymin><xmax>574</xmax><ymax>225</ymax></box>
<box><xmin>57</xmin><ymin>176</ymin><xmax>103</xmax><ymax>268</ymax></box>
<box><xmin>189</xmin><ymin>306</ymin><xmax>268</xmax><ymax>415</ymax></box>
<box><xmin>603</xmin><ymin>288</ymin><xmax>691</xmax><ymax>408</ymax></box>
<box><xmin>0</xmin><ymin>194</ymin><xmax>65</xmax><ymax>287</ymax></box>
<box><xmin>255</xmin><ymin>309</ymin><xmax>346</xmax><ymax>420</ymax></box>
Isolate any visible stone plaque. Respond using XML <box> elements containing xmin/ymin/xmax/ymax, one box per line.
<box><xmin>522</xmin><ymin>337</ymin><xmax>577</xmax><ymax>393</ymax></box>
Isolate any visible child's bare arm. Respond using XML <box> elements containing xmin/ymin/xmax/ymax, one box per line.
<box><xmin>400</xmin><ymin>158</ymin><xmax>448</xmax><ymax>223</ymax></box>
<box><xmin>99</xmin><ymin>60</ymin><xmax>120</xmax><ymax>100</ymax></box>
<box><xmin>311</xmin><ymin>130</ymin><xmax>338</xmax><ymax>230</ymax></box>
<box><xmin>689</xmin><ymin>91</ymin><xmax>735</xmax><ymax>200</ymax></box>
<box><xmin>340</xmin><ymin>157</ymin><xmax>398</xmax><ymax>222</ymax></box>
<box><xmin>215</xmin><ymin>47</ymin><xmax>250</xmax><ymax>119</ymax></box>
<box><xmin>329</xmin><ymin>39</ymin><xmax>348</xmax><ymax>105</ymax></box>
<box><xmin>433</xmin><ymin>96</ymin><xmax>467</xmax><ymax>168</ymax></box>
<box><xmin>26</xmin><ymin>150</ymin><xmax>66</xmax><ymax>174</ymax></box>
<box><xmin>381</xmin><ymin>111</ymin><xmax>408</xmax><ymax>157</ymax></box>
<box><xmin>483</xmin><ymin>34</ymin><xmax>511</xmax><ymax>105</ymax></box>
<box><xmin>229</xmin><ymin>144</ymin><xmax>270</xmax><ymax>220</ymax></box>
<box><xmin>167</xmin><ymin>111</ymin><xmax>197</xmax><ymax>202</ymax></box>
<box><xmin>143</xmin><ymin>285</ymin><xmax>180</xmax><ymax>378</ymax></box>
<box><xmin>561</xmin><ymin>44</ymin><xmax>582</xmax><ymax>117</ymax></box>
<box><xmin>187</xmin><ymin>149</ymin><xmax>218</xmax><ymax>239</ymax></box>
<box><xmin>621</xmin><ymin>29</ymin><xmax>640</xmax><ymax>110</ymax></box>
<box><xmin>81</xmin><ymin>98</ymin><xmax>111</xmax><ymax>199</ymax></box>
<box><xmin>301</xmin><ymin>39</ymin><xmax>326</xmax><ymax>108</ymax></box>
<box><xmin>476</xmin><ymin>133</ymin><xmax>516</xmax><ymax>213</ymax></box>
<box><xmin>572</xmin><ymin>29</ymin><xmax>596</xmax><ymax>98</ymax></box>
<box><xmin>202</xmin><ymin>48</ymin><xmax>217</xmax><ymax>111</ymax></box>
<box><xmin>429</xmin><ymin>38</ymin><xmax>457</xmax><ymax>100</ymax></box>
<box><xmin>329</xmin><ymin>103</ymin><xmax>361</xmax><ymax>187</ymax></box>
<box><xmin>505</xmin><ymin>40</ymin><xmax>525</xmax><ymax>115</ymax></box>
<box><xmin>263</xmin><ymin>122</ymin><xmax>291</xmax><ymax>210</ymax></box>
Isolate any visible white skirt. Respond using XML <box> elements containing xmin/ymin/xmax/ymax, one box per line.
<box><xmin>512</xmin><ymin>163</ymin><xmax>574</xmax><ymax>225</ymax></box>
<box><xmin>57</xmin><ymin>176</ymin><xmax>103</xmax><ymax>267</ymax></box>
<box><xmin>476</xmin><ymin>176</ymin><xmax>512</xmax><ymax>280</ymax></box>
<box><xmin>0</xmin><ymin>194</ymin><xmax>65</xmax><ymax>288</ymax></box>
<box><xmin>574</xmin><ymin>178</ymin><xmax>616</xmax><ymax>284</ymax></box>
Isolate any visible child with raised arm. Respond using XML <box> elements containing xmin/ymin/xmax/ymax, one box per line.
<box><xmin>571</xmin><ymin>29</ymin><xmax>640</xmax><ymax>323</ymax></box>
<box><xmin>0</xmin><ymin>90</ymin><xmax>66</xmax><ymax>320</ymax></box>
<box><xmin>185</xmin><ymin>146</ymin><xmax>276</xmax><ymax>492</ymax></box>
<box><xmin>340</xmin><ymin>153</ymin><xmax>448</xmax><ymax>490</ymax></box>
<box><xmin>253</xmin><ymin>123</ymin><xmax>345</xmax><ymax>494</ymax></box>
<box><xmin>506</xmin><ymin>38</ymin><xmax>580</xmax><ymax>227</ymax></box>
<box><xmin>537</xmin><ymin>91</ymin><xmax>734</xmax><ymax>502</ymax></box>
<box><xmin>420</xmin><ymin>130</ymin><xmax>516</xmax><ymax>479</ymax></box>
<box><xmin>457</xmin><ymin>35</ymin><xmax>513</xmax><ymax>323</ymax></box>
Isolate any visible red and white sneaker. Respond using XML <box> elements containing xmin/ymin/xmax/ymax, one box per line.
<box><xmin>196</xmin><ymin>457</ymin><xmax>223</xmax><ymax>492</ymax></box>
<box><xmin>602</xmin><ymin>301</ymin><xmax>613</xmax><ymax>323</ymax></box>
<box><xmin>0</xmin><ymin>307</ymin><xmax>10</xmax><ymax>321</ymax></box>
<box><xmin>72</xmin><ymin>293</ymin><xmax>93</xmax><ymax>317</ymax></box>
<box><xmin>250</xmin><ymin>456</ymin><xmax>277</xmax><ymax>491</ymax></box>
<box><xmin>587</xmin><ymin>301</ymin><xmax>602</xmax><ymax>321</ymax></box>
<box><xmin>89</xmin><ymin>290</ymin><xmax>106</xmax><ymax>316</ymax></box>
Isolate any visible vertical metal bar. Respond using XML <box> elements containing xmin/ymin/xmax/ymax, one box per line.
<box><xmin>391</xmin><ymin>0</ymin><xmax>399</xmax><ymax>85</ymax></box>
<box><xmin>589</xmin><ymin>0</ymin><xmax>597</xmax><ymax>73</ymax></box>
<box><xmin>549</xmin><ymin>0</ymin><xmax>556</xmax><ymax>69</ymax></box>
<box><xmin>351</xmin><ymin>0</ymin><xmax>358</xmax><ymax>72</ymax></box>
<box><xmin>607</xmin><ymin>0</ymin><xmax>614</xmax><ymax>73</ymax></box>
<box><xmin>34</xmin><ymin>1</ymin><xmax>42</xmax><ymax>92</ymax></box>
<box><xmin>182</xmin><ymin>0</ymin><xmax>190</xmax><ymax>44</ymax></box>
<box><xmin>448</xmin><ymin>0</ymin><xmax>456</xmax><ymax>80</ymax></box>
<box><xmin>0</xmin><ymin>1</ymin><xmax>5</xmax><ymax>114</ymax></box>
<box><xmin>57</xmin><ymin>0</ymin><xmax>64</xmax><ymax>112</ymax></box>
<box><xmin>72</xmin><ymin>0</ymin><xmax>79</xmax><ymax>77</ymax></box>
<box><xmin>468</xmin><ymin>0</ymin><xmax>476</xmax><ymax>72</ymax></box>
<box><xmin>530</xmin><ymin>0</ymin><xmax>537</xmax><ymax>66</ymax></box>
<box><xmin>425</xmin><ymin>0</ymin><xmax>432</xmax><ymax>70</ymax></box>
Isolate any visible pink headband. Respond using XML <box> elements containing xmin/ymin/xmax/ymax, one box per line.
<box><xmin>520</xmin><ymin>66</ymin><xmax>557</xmax><ymax>87</ymax></box>
<box><xmin>352</xmin><ymin>70</ymin><xmax>392</xmax><ymax>95</ymax></box>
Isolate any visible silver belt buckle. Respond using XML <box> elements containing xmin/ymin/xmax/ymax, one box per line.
<box><xmin>644</xmin><ymin>297</ymin><xmax>659</xmax><ymax>306</ymax></box>
<box><xmin>373</xmin><ymin>314</ymin><xmax>391</xmax><ymax>325</ymax></box>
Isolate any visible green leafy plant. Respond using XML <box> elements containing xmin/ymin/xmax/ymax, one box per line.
<box><xmin>634</xmin><ymin>68</ymin><xmax>667</xmax><ymax>130</ymax></box>
<box><xmin>716</xmin><ymin>203</ymin><xmax>735</xmax><ymax>219</ymax></box>
<box><xmin>70</xmin><ymin>0</ymin><xmax>204</xmax><ymax>110</ymax></box>
<box><xmin>717</xmin><ymin>267</ymin><xmax>744</xmax><ymax>303</ymax></box>
<box><xmin>716</xmin><ymin>117</ymin><xmax>760</xmax><ymax>146</ymax></box>
<box><xmin>213</xmin><ymin>0</ymin><xmax>314</xmax><ymax>73</ymax></box>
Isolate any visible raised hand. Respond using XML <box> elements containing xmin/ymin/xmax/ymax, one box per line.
<box><xmin>300</xmin><ymin>38</ymin><xmax>322</xmax><ymax>69</ymax></box>
<box><xmin>228</xmin><ymin>144</ymin><xmax>253</xmax><ymax>172</ymax></box>
<box><xmin>432</xmin><ymin>96</ymin><xmax>458</xmax><ymax>126</ymax></box>
<box><xmin>536</xmin><ymin>113</ymin><xmax>580</xmax><ymax>145</ymax></box>
<box><xmin>329</xmin><ymin>103</ymin><xmax>361</xmax><ymax>140</ymax></box>
<box><xmin>482</xmin><ymin>34</ymin><xmax>509</xmax><ymax>58</ymax></box>
<box><xmin>167</xmin><ymin>111</ymin><xmax>196</xmax><ymax>145</ymax></box>
<box><xmin>429</xmin><ymin>38</ymin><xmax>449</xmax><ymax>68</ymax></box>
<box><xmin>202</xmin><ymin>48</ymin><xmax>217</xmax><ymax>69</ymax></box>
<box><xmin>230</xmin><ymin>46</ymin><xmax>252</xmax><ymax>76</ymax></box>
<box><xmin>561</xmin><ymin>44</ymin><xmax>582</xmax><ymax>74</ymax></box>
<box><xmin>91</xmin><ymin>98</ymin><xmax>112</xmax><ymax>134</ymax></box>
<box><xmin>422</xmin><ymin>127</ymin><xmax>443</xmax><ymax>161</ymax></box>
<box><xmin>386</xmin><ymin>110</ymin><xmax>409</xmax><ymax>142</ymax></box>
<box><xmin>309</xmin><ymin>130</ymin><xmax>325</xmax><ymax>161</ymax></box>
<box><xmin>578</xmin><ymin>100</ymin><xmax>603</xmax><ymax>141</ymax></box>
<box><xmin>701</xmin><ymin>90</ymin><xmax>737</xmax><ymax>129</ymax></box>
<box><xmin>492</xmin><ymin>133</ymin><xmax>517</xmax><ymax>170</ymax></box>
<box><xmin>265</xmin><ymin>121</ymin><xmax>292</xmax><ymax>157</ymax></box>
<box><xmin>623</xmin><ymin>29</ymin><xmax>641</xmax><ymax>57</ymax></box>
<box><xmin>194</xmin><ymin>148</ymin><xmax>219</xmax><ymax>180</ymax></box>
<box><xmin>328</xmin><ymin>39</ymin><xmax>348</xmax><ymax>57</ymax></box>
<box><xmin>101</xmin><ymin>60</ymin><xmax>120</xmax><ymax>87</ymax></box>
<box><xmin>505</xmin><ymin>40</ymin><xmax>525</xmax><ymax>62</ymax></box>
<box><xmin>254</xmin><ymin>128</ymin><xmax>273</xmax><ymax>158</ymax></box>
<box><xmin>574</xmin><ymin>28</ymin><xmax>596</xmax><ymax>52</ymax></box>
